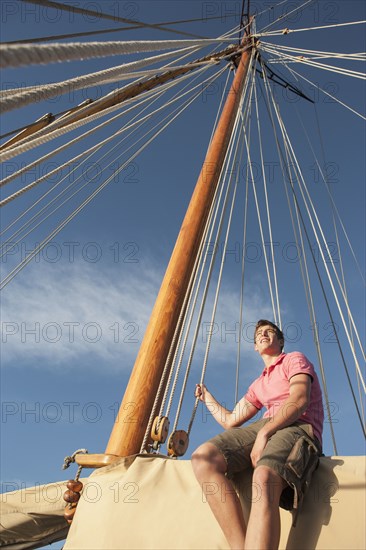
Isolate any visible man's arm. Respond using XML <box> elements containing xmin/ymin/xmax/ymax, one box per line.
<box><xmin>195</xmin><ymin>383</ymin><xmax>259</xmax><ymax>429</ymax></box>
<box><xmin>250</xmin><ymin>373</ymin><xmax>311</xmax><ymax>467</ymax></box>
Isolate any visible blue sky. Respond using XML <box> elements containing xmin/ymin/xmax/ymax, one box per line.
<box><xmin>1</xmin><ymin>0</ymin><xmax>365</xmax><ymax>529</ymax></box>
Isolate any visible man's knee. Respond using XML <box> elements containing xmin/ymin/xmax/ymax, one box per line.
<box><xmin>252</xmin><ymin>465</ymin><xmax>287</xmax><ymax>502</ymax></box>
<box><xmin>191</xmin><ymin>442</ymin><xmax>227</xmax><ymax>477</ymax></box>
<box><xmin>253</xmin><ymin>465</ymin><xmax>278</xmax><ymax>482</ymax></box>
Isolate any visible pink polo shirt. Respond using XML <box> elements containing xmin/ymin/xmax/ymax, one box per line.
<box><xmin>245</xmin><ymin>352</ymin><xmax>324</xmax><ymax>444</ymax></box>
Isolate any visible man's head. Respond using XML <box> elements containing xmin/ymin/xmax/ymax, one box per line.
<box><xmin>254</xmin><ymin>319</ymin><xmax>284</xmax><ymax>353</ymax></box>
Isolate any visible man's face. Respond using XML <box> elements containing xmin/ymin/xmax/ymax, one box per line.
<box><xmin>254</xmin><ymin>325</ymin><xmax>283</xmax><ymax>355</ymax></box>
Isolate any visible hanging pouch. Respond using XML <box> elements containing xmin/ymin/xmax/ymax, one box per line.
<box><xmin>286</xmin><ymin>434</ymin><xmax>319</xmax><ymax>479</ymax></box>
<box><xmin>281</xmin><ymin>434</ymin><xmax>320</xmax><ymax>526</ymax></box>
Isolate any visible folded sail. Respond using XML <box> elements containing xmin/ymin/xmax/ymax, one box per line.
<box><xmin>1</xmin><ymin>456</ymin><xmax>365</xmax><ymax>550</ymax></box>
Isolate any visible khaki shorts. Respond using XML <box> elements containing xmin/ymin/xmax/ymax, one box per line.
<box><xmin>208</xmin><ymin>418</ymin><xmax>322</xmax><ymax>523</ymax></box>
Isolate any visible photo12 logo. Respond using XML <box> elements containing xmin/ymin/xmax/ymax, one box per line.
<box><xmin>0</xmin><ymin>1</ymin><xmax>140</xmax><ymax>24</ymax></box>
<box><xmin>1</xmin><ymin>241</ymin><xmax>140</xmax><ymax>264</ymax></box>
<box><xmin>1</xmin><ymin>320</ymin><xmax>140</xmax><ymax>344</ymax></box>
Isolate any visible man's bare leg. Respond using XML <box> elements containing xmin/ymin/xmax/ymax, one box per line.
<box><xmin>191</xmin><ymin>443</ymin><xmax>246</xmax><ymax>550</ymax></box>
<box><xmin>244</xmin><ymin>465</ymin><xmax>287</xmax><ymax>550</ymax></box>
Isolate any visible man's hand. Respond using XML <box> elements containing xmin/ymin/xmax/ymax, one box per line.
<box><xmin>250</xmin><ymin>429</ymin><xmax>269</xmax><ymax>468</ymax></box>
<box><xmin>194</xmin><ymin>384</ymin><xmax>259</xmax><ymax>429</ymax></box>
<box><xmin>195</xmin><ymin>383</ymin><xmax>208</xmax><ymax>402</ymax></box>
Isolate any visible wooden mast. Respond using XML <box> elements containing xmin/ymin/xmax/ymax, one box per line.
<box><xmin>102</xmin><ymin>37</ymin><xmax>253</xmax><ymax>459</ymax></box>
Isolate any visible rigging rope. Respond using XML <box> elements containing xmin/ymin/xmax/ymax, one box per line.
<box><xmin>298</xmin><ymin>116</ymin><xmax>365</xmax><ymax>286</ymax></box>
<box><xmin>0</xmin><ymin>68</ymin><xmax>206</xmax><ymax>164</ymax></box>
<box><xmin>165</xmin><ymin>87</ymin><xmax>239</xmax><ymax>429</ymax></box>
<box><xmin>257</xmin><ymin>68</ymin><xmax>339</xmax><ymax>453</ymax></box>
<box><xmin>261</xmin><ymin>43</ymin><xmax>366</xmax><ymax>62</ymax></box>
<box><xmin>1</xmin><ymin>8</ymin><xmax>364</xmax><ymax>454</ymax></box>
<box><xmin>1</xmin><ymin>82</ymin><xmax>182</xmax><ymax>250</ymax></box>
<box><xmin>140</xmin><ymin>233</ymin><xmax>205</xmax><ymax>453</ymax></box>
<box><xmin>262</xmin><ymin>66</ymin><xmax>366</xmax><ymax>394</ymax></box>
<box><xmin>0</xmin><ymin>47</ymin><xmax>205</xmax><ymax>113</ymax></box>
<box><xmin>270</xmin><ymin>61</ymin><xmax>366</xmax><ymax>288</ymax></box>
<box><xmin>141</xmin><ymin>208</ymin><xmax>214</xmax><ymax>452</ymax></box>
<box><xmin>241</xmin><ymin>116</ymin><xmax>280</xmax><ymax>326</ymax></box>
<box><xmin>233</xmin><ymin>11</ymin><xmax>256</xmax><ymax>405</ymax></box>
<box><xmin>235</xmin><ymin>128</ymin><xmax>250</xmax><ymax>404</ymax></box>
<box><xmin>140</xmin><ymin>60</ymin><xmax>251</xmax><ymax>450</ymax></box>
<box><xmin>261</xmin><ymin>44</ymin><xmax>366</xmax><ymax>80</ymax></box>
<box><xmin>254</xmin><ymin>0</ymin><xmax>298</xmax><ymax>20</ymax></box>
<box><xmin>312</xmin><ymin>105</ymin><xmax>365</xmax><ymax>429</ymax></box>
<box><xmin>3</xmin><ymin>73</ymin><xmax>229</xmax><ymax>278</ymax></box>
<box><xmin>20</xmin><ymin>0</ymin><xmax>207</xmax><ymax>40</ymax></box>
<box><xmin>140</xmin><ymin>67</ymin><xmax>236</xmax><ymax>451</ymax></box>
<box><xmin>1</xmin><ymin>67</ymin><xmax>229</xmax><ymax>253</ymax></box>
<box><xmin>259</xmin><ymin>48</ymin><xmax>366</xmax><ymax>121</ymax></box>
<box><xmin>253</xmin><ymin>77</ymin><xmax>282</xmax><ymax>327</ymax></box>
<box><xmin>279</xmin><ymin>110</ymin><xmax>366</xmax><ymax>371</ymax></box>
<box><xmin>0</xmin><ymin>65</ymin><xmax>228</xmax><ymax>287</ymax></box>
<box><xmin>0</xmin><ymin>44</ymin><xmax>239</xmax><ymax>163</ymax></box>
<box><xmin>0</xmin><ymin>90</ymin><xmax>160</xmax><ymax>195</ymax></box>
<box><xmin>0</xmin><ymin>61</ymin><xmax>218</xmax><ymax>113</ymax></box>
<box><xmin>255</xmin><ymin>19</ymin><xmax>366</xmax><ymax>37</ymax></box>
<box><xmin>0</xmin><ymin>39</ymin><xmax>231</xmax><ymax>69</ymax></box>
<box><xmin>151</xmin><ymin>55</ymin><xmax>256</xmax><ymax>440</ymax></box>
<box><xmin>258</xmin><ymin>64</ymin><xmax>350</xmax><ymax>454</ymax></box>
<box><xmin>256</xmin><ymin>0</ymin><xmax>315</xmax><ymax>34</ymax></box>
<box><xmin>2</xmin><ymin>102</ymin><xmax>169</xmax><ymax>256</ymax></box>
<box><xmin>145</xmin><ymin>64</ymin><xmax>254</xmax><ymax>447</ymax></box>
<box><xmin>264</xmin><ymin>71</ymin><xmax>366</xmax><ymax>368</ymax></box>
<box><xmin>186</xmin><ymin>107</ymin><xmax>245</xmax><ymax>436</ymax></box>
<box><xmin>186</xmin><ymin>56</ymin><xmax>256</xmax><ymax>434</ymax></box>
<box><xmin>0</xmin><ymin>43</ymin><xmax>213</xmax><ymax>177</ymax></box>
<box><xmin>141</xmin><ymin>113</ymin><xmax>234</xmax><ymax>450</ymax></box>
<box><xmin>0</xmin><ymin>66</ymin><xmax>224</xmax><ymax>209</ymax></box>
<box><xmin>3</xmin><ymin>14</ymin><xmax>240</xmax><ymax>45</ymax></box>
<box><xmin>2</xmin><ymin>65</ymin><xmax>225</xmax><ymax>270</ymax></box>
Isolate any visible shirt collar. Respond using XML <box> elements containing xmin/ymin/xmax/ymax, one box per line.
<box><xmin>262</xmin><ymin>352</ymin><xmax>286</xmax><ymax>375</ymax></box>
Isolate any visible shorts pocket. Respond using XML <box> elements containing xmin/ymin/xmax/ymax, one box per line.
<box><xmin>286</xmin><ymin>434</ymin><xmax>319</xmax><ymax>479</ymax></box>
<box><xmin>282</xmin><ymin>435</ymin><xmax>320</xmax><ymax>526</ymax></box>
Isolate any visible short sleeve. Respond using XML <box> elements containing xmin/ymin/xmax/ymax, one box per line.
<box><xmin>244</xmin><ymin>383</ymin><xmax>263</xmax><ymax>410</ymax></box>
<box><xmin>284</xmin><ymin>352</ymin><xmax>315</xmax><ymax>382</ymax></box>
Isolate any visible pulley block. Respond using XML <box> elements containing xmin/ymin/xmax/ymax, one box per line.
<box><xmin>167</xmin><ymin>430</ymin><xmax>189</xmax><ymax>457</ymax></box>
<box><xmin>151</xmin><ymin>416</ymin><xmax>170</xmax><ymax>443</ymax></box>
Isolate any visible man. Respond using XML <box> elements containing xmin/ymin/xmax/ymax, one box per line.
<box><xmin>191</xmin><ymin>319</ymin><xmax>324</xmax><ymax>550</ymax></box>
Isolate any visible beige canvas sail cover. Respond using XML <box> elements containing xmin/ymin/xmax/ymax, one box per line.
<box><xmin>1</xmin><ymin>455</ymin><xmax>366</xmax><ymax>550</ymax></box>
<box><xmin>0</xmin><ymin>479</ymin><xmax>71</xmax><ymax>549</ymax></box>
<box><xmin>64</xmin><ymin>455</ymin><xmax>365</xmax><ymax>549</ymax></box>
<box><xmin>1</xmin><ymin>455</ymin><xmax>365</xmax><ymax>549</ymax></box>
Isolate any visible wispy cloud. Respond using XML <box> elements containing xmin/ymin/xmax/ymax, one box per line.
<box><xmin>1</xmin><ymin>257</ymin><xmax>279</xmax><ymax>376</ymax></box>
<box><xmin>1</xmin><ymin>261</ymin><xmax>160</xmax><ymax>369</ymax></box>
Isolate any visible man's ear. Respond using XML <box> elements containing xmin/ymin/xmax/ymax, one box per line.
<box><xmin>279</xmin><ymin>338</ymin><xmax>284</xmax><ymax>350</ymax></box>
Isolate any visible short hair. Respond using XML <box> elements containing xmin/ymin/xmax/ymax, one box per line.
<box><xmin>254</xmin><ymin>319</ymin><xmax>284</xmax><ymax>351</ymax></box>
